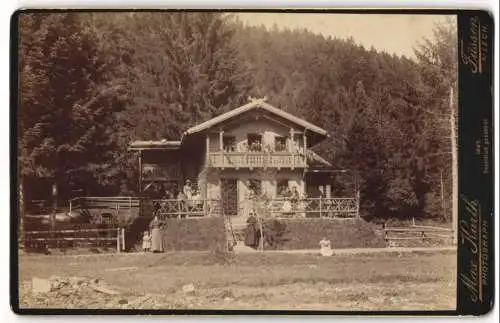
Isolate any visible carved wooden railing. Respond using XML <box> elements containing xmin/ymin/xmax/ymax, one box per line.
<box><xmin>208</xmin><ymin>152</ymin><xmax>307</xmax><ymax>169</ymax></box>
<box><xmin>264</xmin><ymin>197</ymin><xmax>359</xmax><ymax>218</ymax></box>
<box><xmin>69</xmin><ymin>196</ymin><xmax>358</xmax><ymax>220</ymax></box>
<box><xmin>150</xmin><ymin>198</ymin><xmax>222</xmax><ymax>219</ymax></box>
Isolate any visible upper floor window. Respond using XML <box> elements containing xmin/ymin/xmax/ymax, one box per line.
<box><xmin>247</xmin><ymin>134</ymin><xmax>262</xmax><ymax>152</ymax></box>
<box><xmin>223</xmin><ymin>135</ymin><xmax>236</xmax><ymax>152</ymax></box>
<box><xmin>292</xmin><ymin>134</ymin><xmax>304</xmax><ymax>152</ymax></box>
<box><xmin>275</xmin><ymin>136</ymin><xmax>287</xmax><ymax>152</ymax></box>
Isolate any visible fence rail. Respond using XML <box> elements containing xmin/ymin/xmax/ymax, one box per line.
<box><xmin>384</xmin><ymin>225</ymin><xmax>454</xmax><ymax>246</ymax></box>
<box><xmin>265</xmin><ymin>197</ymin><xmax>359</xmax><ymax>218</ymax></box>
<box><xmin>69</xmin><ymin>196</ymin><xmax>139</xmax><ymax>224</ymax></box>
<box><xmin>24</xmin><ymin>227</ymin><xmax>125</xmax><ymax>252</ymax></box>
<box><xmin>151</xmin><ymin>199</ymin><xmax>221</xmax><ymax>219</ymax></box>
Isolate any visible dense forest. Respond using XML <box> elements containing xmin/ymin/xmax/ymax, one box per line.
<box><xmin>17</xmin><ymin>12</ymin><xmax>457</xmax><ymax>222</ymax></box>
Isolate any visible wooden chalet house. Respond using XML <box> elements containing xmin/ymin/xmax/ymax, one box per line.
<box><xmin>129</xmin><ymin>98</ymin><xmax>359</xmax><ymax>219</ymax></box>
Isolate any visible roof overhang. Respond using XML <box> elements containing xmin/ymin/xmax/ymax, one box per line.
<box><xmin>128</xmin><ymin>140</ymin><xmax>181</xmax><ymax>151</ymax></box>
<box><xmin>306</xmin><ymin>167</ymin><xmax>350</xmax><ymax>174</ymax></box>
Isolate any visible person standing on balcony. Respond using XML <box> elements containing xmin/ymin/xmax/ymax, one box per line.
<box><xmin>183</xmin><ymin>179</ymin><xmax>193</xmax><ymax>214</ymax></box>
<box><xmin>183</xmin><ymin>180</ymin><xmax>193</xmax><ymax>200</ymax></box>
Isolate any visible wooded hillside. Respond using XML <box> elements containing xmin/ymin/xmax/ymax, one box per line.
<box><xmin>17</xmin><ymin>12</ymin><xmax>457</xmax><ymax>221</ymax></box>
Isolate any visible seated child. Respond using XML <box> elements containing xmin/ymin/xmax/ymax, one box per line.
<box><xmin>319</xmin><ymin>237</ymin><xmax>333</xmax><ymax>257</ymax></box>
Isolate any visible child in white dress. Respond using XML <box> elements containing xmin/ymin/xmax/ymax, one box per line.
<box><xmin>142</xmin><ymin>231</ymin><xmax>151</xmax><ymax>252</ymax></box>
<box><xmin>319</xmin><ymin>237</ymin><xmax>333</xmax><ymax>256</ymax></box>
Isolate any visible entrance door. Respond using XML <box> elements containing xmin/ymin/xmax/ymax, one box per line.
<box><xmin>221</xmin><ymin>179</ymin><xmax>238</xmax><ymax>216</ymax></box>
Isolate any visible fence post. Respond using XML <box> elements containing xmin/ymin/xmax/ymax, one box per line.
<box><xmin>319</xmin><ymin>198</ymin><xmax>323</xmax><ymax>218</ymax></box>
<box><xmin>356</xmin><ymin>190</ymin><xmax>360</xmax><ymax>218</ymax></box>
<box><xmin>116</xmin><ymin>228</ymin><xmax>121</xmax><ymax>253</ymax></box>
<box><xmin>121</xmin><ymin>228</ymin><xmax>125</xmax><ymax>251</ymax></box>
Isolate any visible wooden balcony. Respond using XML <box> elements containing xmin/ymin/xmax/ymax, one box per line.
<box><xmin>208</xmin><ymin>151</ymin><xmax>307</xmax><ymax>169</ymax></box>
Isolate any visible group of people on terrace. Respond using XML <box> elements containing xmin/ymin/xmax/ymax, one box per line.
<box><xmin>223</xmin><ymin>137</ymin><xmax>302</xmax><ymax>154</ymax></box>
<box><xmin>242</xmin><ymin>181</ymin><xmax>308</xmax><ymax>218</ymax></box>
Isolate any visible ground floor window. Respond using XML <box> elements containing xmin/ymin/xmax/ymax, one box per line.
<box><xmin>276</xmin><ymin>179</ymin><xmax>289</xmax><ymax>196</ymax></box>
<box><xmin>248</xmin><ymin>179</ymin><xmax>262</xmax><ymax>195</ymax></box>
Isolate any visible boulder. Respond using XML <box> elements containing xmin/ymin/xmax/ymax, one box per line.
<box><xmin>32</xmin><ymin>277</ymin><xmax>52</xmax><ymax>294</ymax></box>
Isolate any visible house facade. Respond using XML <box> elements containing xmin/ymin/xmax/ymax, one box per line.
<box><xmin>129</xmin><ymin>98</ymin><xmax>354</xmax><ymax>217</ymax></box>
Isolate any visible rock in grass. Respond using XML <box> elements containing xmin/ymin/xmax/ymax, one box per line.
<box><xmin>32</xmin><ymin>277</ymin><xmax>52</xmax><ymax>294</ymax></box>
<box><xmin>182</xmin><ymin>283</ymin><xmax>196</xmax><ymax>295</ymax></box>
<box><xmin>89</xmin><ymin>284</ymin><xmax>120</xmax><ymax>295</ymax></box>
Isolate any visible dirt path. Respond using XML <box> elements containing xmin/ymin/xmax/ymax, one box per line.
<box><xmin>20</xmin><ymin>246</ymin><xmax>457</xmax><ymax>259</ymax></box>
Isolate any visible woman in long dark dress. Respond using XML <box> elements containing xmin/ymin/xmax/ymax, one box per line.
<box><xmin>149</xmin><ymin>215</ymin><xmax>164</xmax><ymax>253</ymax></box>
<box><xmin>244</xmin><ymin>215</ymin><xmax>258</xmax><ymax>247</ymax></box>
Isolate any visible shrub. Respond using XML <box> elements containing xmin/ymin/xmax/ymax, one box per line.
<box><xmin>262</xmin><ymin>219</ymin><xmax>289</xmax><ymax>250</ymax></box>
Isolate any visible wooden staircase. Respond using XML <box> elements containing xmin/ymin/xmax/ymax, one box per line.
<box><xmin>224</xmin><ymin>216</ymin><xmax>253</xmax><ymax>252</ymax></box>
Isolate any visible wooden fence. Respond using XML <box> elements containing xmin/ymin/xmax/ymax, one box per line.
<box><xmin>383</xmin><ymin>224</ymin><xmax>454</xmax><ymax>246</ymax></box>
<box><xmin>24</xmin><ymin>228</ymin><xmax>126</xmax><ymax>253</ymax></box>
<box><xmin>69</xmin><ymin>196</ymin><xmax>139</xmax><ymax>224</ymax></box>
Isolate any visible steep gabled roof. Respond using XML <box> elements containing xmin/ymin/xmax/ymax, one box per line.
<box><xmin>182</xmin><ymin>98</ymin><xmax>328</xmax><ymax>139</ymax></box>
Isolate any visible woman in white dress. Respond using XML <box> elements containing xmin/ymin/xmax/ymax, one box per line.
<box><xmin>242</xmin><ymin>182</ymin><xmax>256</xmax><ymax>218</ymax></box>
<box><xmin>280</xmin><ymin>187</ymin><xmax>293</xmax><ymax>215</ymax></box>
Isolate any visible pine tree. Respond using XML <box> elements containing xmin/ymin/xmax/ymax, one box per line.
<box><xmin>121</xmin><ymin>12</ymin><xmax>253</xmax><ymax>141</ymax></box>
<box><xmin>18</xmin><ymin>13</ymin><xmax>125</xmax><ymax>223</ymax></box>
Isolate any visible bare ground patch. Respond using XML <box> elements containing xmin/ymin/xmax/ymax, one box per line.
<box><xmin>18</xmin><ymin>250</ymin><xmax>456</xmax><ymax>311</ymax></box>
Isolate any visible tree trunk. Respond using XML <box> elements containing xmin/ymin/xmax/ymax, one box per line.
<box><xmin>258</xmin><ymin>217</ymin><xmax>264</xmax><ymax>252</ymax></box>
<box><xmin>450</xmin><ymin>86</ymin><xmax>458</xmax><ymax>245</ymax></box>
<box><xmin>440</xmin><ymin>170</ymin><xmax>446</xmax><ymax>221</ymax></box>
<box><xmin>51</xmin><ymin>182</ymin><xmax>58</xmax><ymax>231</ymax></box>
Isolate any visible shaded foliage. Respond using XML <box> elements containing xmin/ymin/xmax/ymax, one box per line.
<box><xmin>18</xmin><ymin>13</ymin><xmax>456</xmax><ymax>221</ymax></box>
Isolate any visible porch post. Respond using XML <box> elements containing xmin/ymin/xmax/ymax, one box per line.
<box><xmin>325</xmin><ymin>184</ymin><xmax>331</xmax><ymax>199</ymax></box>
<box><xmin>303</xmin><ymin>131</ymin><xmax>307</xmax><ymax>156</ymax></box>
<box><xmin>219</xmin><ymin>130</ymin><xmax>224</xmax><ymax>151</ymax></box>
<box><xmin>289</xmin><ymin>128</ymin><xmax>294</xmax><ymax>153</ymax></box>
<box><xmin>206</xmin><ymin>134</ymin><xmax>210</xmax><ymax>164</ymax></box>
<box><xmin>138</xmin><ymin>150</ymin><xmax>143</xmax><ymax>195</ymax></box>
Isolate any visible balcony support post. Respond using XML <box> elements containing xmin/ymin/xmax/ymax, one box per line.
<box><xmin>206</xmin><ymin>135</ymin><xmax>210</xmax><ymax>165</ymax></box>
<box><xmin>303</xmin><ymin>131</ymin><xmax>307</xmax><ymax>165</ymax></box>
<box><xmin>219</xmin><ymin>130</ymin><xmax>224</xmax><ymax>151</ymax></box>
<box><xmin>138</xmin><ymin>150</ymin><xmax>143</xmax><ymax>195</ymax></box>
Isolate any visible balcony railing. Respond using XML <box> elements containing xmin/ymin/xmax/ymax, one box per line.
<box><xmin>208</xmin><ymin>152</ymin><xmax>307</xmax><ymax>169</ymax></box>
<box><xmin>265</xmin><ymin>197</ymin><xmax>359</xmax><ymax>218</ymax></box>
<box><xmin>151</xmin><ymin>198</ymin><xmax>221</xmax><ymax>219</ymax></box>
<box><xmin>148</xmin><ymin>197</ymin><xmax>358</xmax><ymax>219</ymax></box>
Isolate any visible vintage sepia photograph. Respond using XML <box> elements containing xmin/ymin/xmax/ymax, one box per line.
<box><xmin>14</xmin><ymin>11</ymin><xmax>459</xmax><ymax>311</ymax></box>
